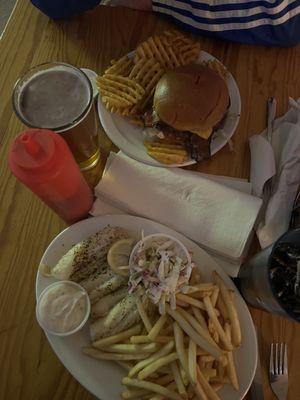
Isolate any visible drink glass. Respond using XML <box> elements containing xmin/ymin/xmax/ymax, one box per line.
<box><xmin>238</xmin><ymin>228</ymin><xmax>300</xmax><ymax>322</ymax></box>
<box><xmin>13</xmin><ymin>62</ymin><xmax>100</xmax><ymax>170</ymax></box>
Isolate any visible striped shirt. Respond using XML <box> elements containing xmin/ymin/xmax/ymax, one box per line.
<box><xmin>31</xmin><ymin>0</ymin><xmax>300</xmax><ymax>46</ymax></box>
<box><xmin>152</xmin><ymin>0</ymin><xmax>300</xmax><ymax>46</ymax></box>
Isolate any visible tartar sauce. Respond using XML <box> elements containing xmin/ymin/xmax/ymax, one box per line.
<box><xmin>37</xmin><ymin>281</ymin><xmax>89</xmax><ymax>335</ymax></box>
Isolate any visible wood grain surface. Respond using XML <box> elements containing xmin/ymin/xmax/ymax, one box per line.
<box><xmin>0</xmin><ymin>1</ymin><xmax>299</xmax><ymax>399</ymax></box>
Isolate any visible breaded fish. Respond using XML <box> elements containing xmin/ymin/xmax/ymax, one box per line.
<box><xmin>80</xmin><ymin>265</ymin><xmax>116</xmax><ymax>293</ymax></box>
<box><xmin>51</xmin><ymin>226</ymin><xmax>129</xmax><ymax>281</ymax></box>
<box><xmin>89</xmin><ymin>274</ymin><xmax>127</xmax><ymax>304</ymax></box>
<box><xmin>91</xmin><ymin>286</ymin><xmax>128</xmax><ymax>319</ymax></box>
<box><xmin>90</xmin><ymin>293</ymin><xmax>140</xmax><ymax>340</ymax></box>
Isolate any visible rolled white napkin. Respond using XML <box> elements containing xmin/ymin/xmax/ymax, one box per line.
<box><xmin>250</xmin><ymin>98</ymin><xmax>300</xmax><ymax>248</ymax></box>
<box><xmin>92</xmin><ymin>152</ymin><xmax>262</xmax><ymax>266</ymax></box>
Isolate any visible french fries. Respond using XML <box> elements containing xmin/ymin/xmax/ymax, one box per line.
<box><xmin>148</xmin><ymin>314</ymin><xmax>167</xmax><ymax>341</ymax></box>
<box><xmin>188</xmin><ymin>339</ymin><xmax>197</xmax><ymax>384</ymax></box>
<box><xmin>130</xmin><ymin>335</ymin><xmax>172</xmax><ymax>344</ymax></box>
<box><xmin>128</xmin><ymin>341</ymin><xmax>174</xmax><ymax>378</ymax></box>
<box><xmin>155</xmin><ymin>374</ymin><xmax>174</xmax><ymax>385</ymax></box>
<box><xmin>216</xmin><ymin>296</ymin><xmax>228</xmax><ymax>320</ymax></box>
<box><xmin>171</xmin><ymin>361</ymin><xmax>188</xmax><ymax>398</ymax></box>
<box><xmin>122</xmin><ymin>377</ymin><xmax>182</xmax><ymax>400</ymax></box>
<box><xmin>176</xmin><ymin>293</ymin><xmax>206</xmax><ymax>310</ymax></box>
<box><xmin>92</xmin><ymin>325</ymin><xmax>141</xmax><ymax>348</ymax></box>
<box><xmin>121</xmin><ymin>387</ymin><xmax>150</xmax><ymax>399</ymax></box>
<box><xmin>224</xmin><ymin>323</ymin><xmax>239</xmax><ymax>390</ymax></box>
<box><xmin>213</xmin><ymin>272</ymin><xmax>241</xmax><ymax>347</ymax></box>
<box><xmin>136</xmin><ymin>296</ymin><xmax>152</xmax><ymax>333</ymax></box>
<box><xmin>173</xmin><ymin>322</ymin><xmax>190</xmax><ymax>380</ymax></box>
<box><xmin>193</xmin><ymin>380</ymin><xmax>208</xmax><ymax>400</ymax></box>
<box><xmin>177</xmin><ymin>307</ymin><xmax>218</xmax><ymax>349</ymax></box>
<box><xmin>84</xmin><ymin>270</ymin><xmax>242</xmax><ymax>399</ymax></box>
<box><xmin>193</xmin><ymin>283</ymin><xmax>215</xmax><ymax>291</ymax></box>
<box><xmin>138</xmin><ymin>352</ymin><xmax>178</xmax><ymax>380</ymax></box>
<box><xmin>211</xmin><ymin>287</ymin><xmax>220</xmax><ymax>308</ymax></box>
<box><xmin>102</xmin><ymin>342</ymin><xmax>160</xmax><ymax>354</ymax></box>
<box><xmin>197</xmin><ymin>367</ymin><xmax>221</xmax><ymax>400</ymax></box>
<box><xmin>203</xmin><ymin>296</ymin><xmax>233</xmax><ymax>351</ymax></box>
<box><xmin>167</xmin><ymin>306</ymin><xmax>221</xmax><ymax>359</ymax></box>
<box><xmin>192</xmin><ymin>307</ymin><xmax>209</xmax><ymax>332</ymax></box>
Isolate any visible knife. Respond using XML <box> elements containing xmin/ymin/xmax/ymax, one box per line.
<box><xmin>250</xmin><ymin>328</ymin><xmax>265</xmax><ymax>400</ymax></box>
<box><xmin>267</xmin><ymin>97</ymin><xmax>277</xmax><ymax>142</ymax></box>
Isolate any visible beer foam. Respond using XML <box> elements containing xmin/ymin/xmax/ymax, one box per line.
<box><xmin>18</xmin><ymin>65</ymin><xmax>91</xmax><ymax>130</ymax></box>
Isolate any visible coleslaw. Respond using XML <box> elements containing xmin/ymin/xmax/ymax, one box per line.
<box><xmin>129</xmin><ymin>234</ymin><xmax>193</xmax><ymax>314</ymax></box>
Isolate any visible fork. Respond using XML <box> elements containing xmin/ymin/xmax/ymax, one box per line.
<box><xmin>269</xmin><ymin>343</ymin><xmax>288</xmax><ymax>400</ymax></box>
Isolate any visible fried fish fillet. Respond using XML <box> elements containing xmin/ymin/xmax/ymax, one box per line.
<box><xmin>51</xmin><ymin>226</ymin><xmax>129</xmax><ymax>281</ymax></box>
<box><xmin>89</xmin><ymin>274</ymin><xmax>127</xmax><ymax>304</ymax></box>
<box><xmin>91</xmin><ymin>286</ymin><xmax>128</xmax><ymax>319</ymax></box>
<box><xmin>90</xmin><ymin>293</ymin><xmax>140</xmax><ymax>340</ymax></box>
<box><xmin>80</xmin><ymin>265</ymin><xmax>119</xmax><ymax>293</ymax></box>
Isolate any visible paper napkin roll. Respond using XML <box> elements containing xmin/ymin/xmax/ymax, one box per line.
<box><xmin>250</xmin><ymin>98</ymin><xmax>300</xmax><ymax>248</ymax></box>
<box><xmin>94</xmin><ymin>153</ymin><xmax>262</xmax><ymax>263</ymax></box>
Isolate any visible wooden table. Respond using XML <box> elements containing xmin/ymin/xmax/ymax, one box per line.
<box><xmin>0</xmin><ymin>1</ymin><xmax>299</xmax><ymax>399</ymax></box>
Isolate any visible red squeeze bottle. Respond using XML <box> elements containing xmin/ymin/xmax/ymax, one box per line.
<box><xmin>8</xmin><ymin>129</ymin><xmax>94</xmax><ymax>224</ymax></box>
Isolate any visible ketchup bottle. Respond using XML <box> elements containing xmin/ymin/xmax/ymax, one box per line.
<box><xmin>8</xmin><ymin>129</ymin><xmax>94</xmax><ymax>224</ymax></box>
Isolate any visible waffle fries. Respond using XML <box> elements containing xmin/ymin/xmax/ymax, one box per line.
<box><xmin>129</xmin><ymin>58</ymin><xmax>165</xmax><ymax>111</ymax></box>
<box><xmin>97</xmin><ymin>74</ymin><xmax>145</xmax><ymax>109</ymax></box>
<box><xmin>97</xmin><ymin>30</ymin><xmax>201</xmax><ymax>116</ymax></box>
<box><xmin>105</xmin><ymin>56</ymin><xmax>134</xmax><ymax>77</ymax></box>
<box><xmin>134</xmin><ymin>30</ymin><xmax>200</xmax><ymax>70</ymax></box>
<box><xmin>144</xmin><ymin>140</ymin><xmax>189</xmax><ymax>165</ymax></box>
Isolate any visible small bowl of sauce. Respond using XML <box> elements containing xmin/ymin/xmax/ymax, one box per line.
<box><xmin>36</xmin><ymin>281</ymin><xmax>90</xmax><ymax>336</ymax></box>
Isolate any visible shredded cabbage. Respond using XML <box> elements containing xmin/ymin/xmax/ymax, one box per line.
<box><xmin>129</xmin><ymin>236</ymin><xmax>193</xmax><ymax>314</ymax></box>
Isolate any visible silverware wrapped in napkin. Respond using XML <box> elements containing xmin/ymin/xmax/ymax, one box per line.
<box><xmin>250</xmin><ymin>97</ymin><xmax>300</xmax><ymax>248</ymax></box>
<box><xmin>91</xmin><ymin>152</ymin><xmax>262</xmax><ymax>276</ymax></box>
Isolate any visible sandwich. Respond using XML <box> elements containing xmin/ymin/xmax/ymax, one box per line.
<box><xmin>144</xmin><ymin>64</ymin><xmax>230</xmax><ymax>162</ymax></box>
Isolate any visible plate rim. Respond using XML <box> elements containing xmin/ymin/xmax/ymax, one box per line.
<box><xmin>97</xmin><ymin>50</ymin><xmax>241</xmax><ymax>168</ymax></box>
<box><xmin>36</xmin><ymin>214</ymin><xmax>257</xmax><ymax>400</ymax></box>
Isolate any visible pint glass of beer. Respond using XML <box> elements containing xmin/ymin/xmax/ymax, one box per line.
<box><xmin>13</xmin><ymin>62</ymin><xmax>100</xmax><ymax>170</ymax></box>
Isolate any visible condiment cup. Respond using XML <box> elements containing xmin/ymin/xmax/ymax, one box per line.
<box><xmin>36</xmin><ymin>281</ymin><xmax>90</xmax><ymax>337</ymax></box>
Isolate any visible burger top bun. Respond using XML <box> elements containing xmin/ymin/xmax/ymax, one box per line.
<box><xmin>153</xmin><ymin>64</ymin><xmax>230</xmax><ymax>137</ymax></box>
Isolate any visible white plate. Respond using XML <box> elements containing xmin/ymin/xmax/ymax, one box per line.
<box><xmin>97</xmin><ymin>51</ymin><xmax>241</xmax><ymax>167</ymax></box>
<box><xmin>36</xmin><ymin>215</ymin><xmax>256</xmax><ymax>400</ymax></box>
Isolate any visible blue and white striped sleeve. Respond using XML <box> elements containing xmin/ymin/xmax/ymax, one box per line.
<box><xmin>152</xmin><ymin>0</ymin><xmax>300</xmax><ymax>47</ymax></box>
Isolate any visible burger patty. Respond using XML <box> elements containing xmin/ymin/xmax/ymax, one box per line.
<box><xmin>143</xmin><ymin>110</ymin><xmax>211</xmax><ymax>162</ymax></box>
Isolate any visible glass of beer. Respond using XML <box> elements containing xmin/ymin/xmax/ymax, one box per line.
<box><xmin>13</xmin><ymin>62</ymin><xmax>100</xmax><ymax>170</ymax></box>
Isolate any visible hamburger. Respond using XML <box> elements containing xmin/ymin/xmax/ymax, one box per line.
<box><xmin>144</xmin><ymin>64</ymin><xmax>230</xmax><ymax>162</ymax></box>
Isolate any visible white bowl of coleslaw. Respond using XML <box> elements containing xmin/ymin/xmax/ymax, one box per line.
<box><xmin>128</xmin><ymin>233</ymin><xmax>192</xmax><ymax>314</ymax></box>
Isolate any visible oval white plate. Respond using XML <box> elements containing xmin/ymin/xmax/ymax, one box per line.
<box><xmin>36</xmin><ymin>215</ymin><xmax>256</xmax><ymax>400</ymax></box>
<box><xmin>97</xmin><ymin>51</ymin><xmax>241</xmax><ymax>167</ymax></box>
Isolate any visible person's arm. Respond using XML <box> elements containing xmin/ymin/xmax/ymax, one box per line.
<box><xmin>115</xmin><ymin>0</ymin><xmax>152</xmax><ymax>10</ymax></box>
<box><xmin>30</xmin><ymin>0</ymin><xmax>151</xmax><ymax>18</ymax></box>
<box><xmin>151</xmin><ymin>0</ymin><xmax>300</xmax><ymax>47</ymax></box>
<box><xmin>30</xmin><ymin>0</ymin><xmax>101</xmax><ymax>19</ymax></box>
